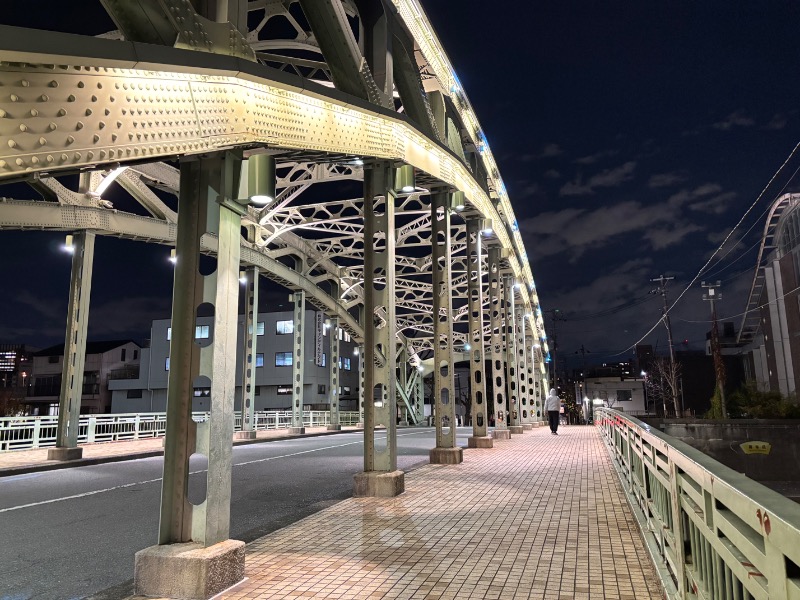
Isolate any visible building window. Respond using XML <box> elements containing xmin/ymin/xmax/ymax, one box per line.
<box><xmin>255</xmin><ymin>386</ymin><xmax>261</xmax><ymax>396</ymax></box>
<box><xmin>133</xmin><ymin>349</ymin><xmax>139</xmax><ymax>360</ymax></box>
<box><xmin>257</xmin><ymin>321</ymin><xmax>265</xmax><ymax>336</ymax></box>
<box><xmin>165</xmin><ymin>357</ymin><xmax>170</xmax><ymax>371</ymax></box>
<box><xmin>617</xmin><ymin>390</ymin><xmax>633</xmax><ymax>402</ymax></box>
<box><xmin>256</xmin><ymin>353</ymin><xmax>264</xmax><ymax>368</ymax></box>
<box><xmin>318</xmin><ymin>384</ymin><xmax>326</xmax><ymax>394</ymax></box>
<box><xmin>321</xmin><ymin>353</ymin><xmax>326</xmax><ymax>367</ymax></box>
<box><xmin>277</xmin><ymin>385</ymin><xmax>292</xmax><ymax>395</ymax></box>
<box><xmin>167</xmin><ymin>327</ymin><xmax>171</xmax><ymax>341</ymax></box>
<box><xmin>276</xmin><ymin>320</ymin><xmax>294</xmax><ymax>335</ymax></box>
<box><xmin>275</xmin><ymin>352</ymin><xmax>293</xmax><ymax>366</ymax></box>
<box><xmin>121</xmin><ymin>348</ymin><xmax>127</xmax><ymax>361</ymax></box>
<box><xmin>340</xmin><ymin>386</ymin><xmax>351</xmax><ymax>395</ymax></box>
<box><xmin>195</xmin><ymin>325</ymin><xmax>210</xmax><ymax>339</ymax></box>
<box><xmin>193</xmin><ymin>387</ymin><xmax>211</xmax><ymax>397</ymax></box>
<box><xmin>126</xmin><ymin>389</ymin><xmax>143</xmax><ymax>399</ymax></box>
<box><xmin>48</xmin><ymin>355</ymin><xmax>59</xmax><ymax>364</ymax></box>
<box><xmin>339</xmin><ymin>357</ymin><xmax>351</xmax><ymax>371</ymax></box>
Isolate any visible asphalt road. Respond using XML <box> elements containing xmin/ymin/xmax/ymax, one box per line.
<box><xmin>0</xmin><ymin>427</ymin><xmax>470</xmax><ymax>600</ymax></box>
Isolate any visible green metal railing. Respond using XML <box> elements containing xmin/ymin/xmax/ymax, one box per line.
<box><xmin>596</xmin><ymin>408</ymin><xmax>800</xmax><ymax>600</ymax></box>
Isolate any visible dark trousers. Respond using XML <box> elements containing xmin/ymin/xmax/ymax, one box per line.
<box><xmin>548</xmin><ymin>411</ymin><xmax>560</xmax><ymax>432</ymax></box>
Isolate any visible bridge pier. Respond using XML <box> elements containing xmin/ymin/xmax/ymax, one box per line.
<box><xmin>488</xmin><ymin>248</ymin><xmax>511</xmax><ymax>440</ymax></box>
<box><xmin>327</xmin><ymin>316</ymin><xmax>341</xmax><ymax>431</ymax></box>
<box><xmin>48</xmin><ymin>225</ymin><xmax>95</xmax><ymax>461</ymax></box>
<box><xmin>466</xmin><ymin>219</ymin><xmax>492</xmax><ymax>449</ymax></box>
<box><xmin>289</xmin><ymin>290</ymin><xmax>306</xmax><ymax>435</ymax></box>
<box><xmin>353</xmin><ymin>162</ymin><xmax>403</xmax><ymax>496</ymax></box>
<box><xmin>429</xmin><ymin>191</ymin><xmax>463</xmax><ymax>465</ymax></box>
<box><xmin>135</xmin><ymin>151</ymin><xmax>246</xmax><ymax>599</ymax></box>
<box><xmin>234</xmin><ymin>265</ymin><xmax>259</xmax><ymax>441</ymax></box>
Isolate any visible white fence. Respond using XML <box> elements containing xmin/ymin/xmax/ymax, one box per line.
<box><xmin>0</xmin><ymin>410</ymin><xmax>361</xmax><ymax>452</ymax></box>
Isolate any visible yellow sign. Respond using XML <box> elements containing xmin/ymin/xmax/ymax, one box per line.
<box><xmin>740</xmin><ymin>441</ymin><xmax>772</xmax><ymax>455</ymax></box>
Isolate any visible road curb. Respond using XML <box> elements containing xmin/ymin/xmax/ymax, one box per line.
<box><xmin>0</xmin><ymin>427</ymin><xmax>364</xmax><ymax>478</ymax></box>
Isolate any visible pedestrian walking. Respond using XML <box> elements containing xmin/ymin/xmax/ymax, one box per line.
<box><xmin>545</xmin><ymin>388</ymin><xmax>561</xmax><ymax>435</ymax></box>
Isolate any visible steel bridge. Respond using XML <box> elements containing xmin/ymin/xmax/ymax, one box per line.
<box><xmin>0</xmin><ymin>1</ymin><xmax>550</xmax><ymax>596</ymax></box>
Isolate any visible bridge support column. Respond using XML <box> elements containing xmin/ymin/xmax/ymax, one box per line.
<box><xmin>135</xmin><ymin>151</ymin><xmax>245</xmax><ymax>600</ymax></box>
<box><xmin>488</xmin><ymin>249</ymin><xmax>510</xmax><ymax>440</ymax></box>
<box><xmin>516</xmin><ymin>301</ymin><xmax>532</xmax><ymax>431</ymax></box>
<box><xmin>523</xmin><ymin>323</ymin><xmax>536</xmax><ymax>428</ymax></box>
<box><xmin>466</xmin><ymin>219</ymin><xmax>491</xmax><ymax>449</ymax></box>
<box><xmin>504</xmin><ymin>275</ymin><xmax>524</xmax><ymax>434</ymax></box>
<box><xmin>290</xmin><ymin>291</ymin><xmax>306</xmax><ymax>434</ymax></box>
<box><xmin>235</xmin><ymin>266</ymin><xmax>259</xmax><ymax>440</ymax></box>
<box><xmin>429</xmin><ymin>192</ymin><xmax>462</xmax><ymax>465</ymax></box>
<box><xmin>353</xmin><ymin>162</ymin><xmax>403</xmax><ymax>496</ymax></box>
<box><xmin>48</xmin><ymin>229</ymin><xmax>95</xmax><ymax>461</ymax></box>
<box><xmin>327</xmin><ymin>317</ymin><xmax>341</xmax><ymax>430</ymax></box>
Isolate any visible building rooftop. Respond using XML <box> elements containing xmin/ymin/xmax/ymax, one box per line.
<box><xmin>33</xmin><ymin>340</ymin><xmax>139</xmax><ymax>357</ymax></box>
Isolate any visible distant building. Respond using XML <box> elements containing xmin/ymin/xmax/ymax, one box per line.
<box><xmin>579</xmin><ymin>375</ymin><xmax>647</xmax><ymax>420</ymax></box>
<box><xmin>28</xmin><ymin>340</ymin><xmax>141</xmax><ymax>415</ymax></box>
<box><xmin>109</xmin><ymin>310</ymin><xmax>359</xmax><ymax>413</ymax></box>
<box><xmin>0</xmin><ymin>343</ymin><xmax>35</xmax><ymax>391</ymax></box>
<box><xmin>738</xmin><ymin>193</ymin><xmax>800</xmax><ymax>396</ymax></box>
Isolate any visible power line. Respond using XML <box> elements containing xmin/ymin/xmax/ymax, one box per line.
<box><xmin>620</xmin><ymin>141</ymin><xmax>800</xmax><ymax>355</ymax></box>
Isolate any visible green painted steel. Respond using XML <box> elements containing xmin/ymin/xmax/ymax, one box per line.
<box><xmin>596</xmin><ymin>408</ymin><xmax>800</xmax><ymax>600</ymax></box>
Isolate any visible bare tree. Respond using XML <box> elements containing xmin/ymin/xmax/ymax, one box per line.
<box><xmin>0</xmin><ymin>386</ymin><xmax>25</xmax><ymax>417</ymax></box>
<box><xmin>645</xmin><ymin>357</ymin><xmax>681</xmax><ymax>417</ymax></box>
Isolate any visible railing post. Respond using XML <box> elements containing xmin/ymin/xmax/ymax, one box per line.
<box><xmin>87</xmin><ymin>416</ymin><xmax>96</xmax><ymax>443</ymax></box>
<box><xmin>32</xmin><ymin>417</ymin><xmax>41</xmax><ymax>449</ymax></box>
<box><xmin>668</xmin><ymin>459</ymin><xmax>687</xmax><ymax>597</ymax></box>
<box><xmin>134</xmin><ymin>414</ymin><xmax>141</xmax><ymax>440</ymax></box>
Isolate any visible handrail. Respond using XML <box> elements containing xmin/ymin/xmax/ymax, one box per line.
<box><xmin>596</xmin><ymin>407</ymin><xmax>800</xmax><ymax>600</ymax></box>
<box><xmin>0</xmin><ymin>410</ymin><xmax>361</xmax><ymax>452</ymax></box>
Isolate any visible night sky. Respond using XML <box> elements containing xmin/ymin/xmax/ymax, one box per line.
<box><xmin>2</xmin><ymin>2</ymin><xmax>800</xmax><ymax>372</ymax></box>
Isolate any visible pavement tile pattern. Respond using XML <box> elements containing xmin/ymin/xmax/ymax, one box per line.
<box><xmin>214</xmin><ymin>426</ymin><xmax>662</xmax><ymax>599</ymax></box>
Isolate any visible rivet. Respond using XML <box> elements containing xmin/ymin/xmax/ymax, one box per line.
<box><xmin>29</xmin><ymin>109</ymin><xmax>38</xmax><ymax>117</ymax></box>
<box><xmin>57</xmin><ymin>109</ymin><xmax>66</xmax><ymax>116</ymax></box>
<box><xmin>87</xmin><ymin>151</ymin><xmax>94</xmax><ymax>159</ymax></box>
<box><xmin>85</xmin><ymin>108</ymin><xmax>92</xmax><ymax>116</ymax></box>
<box><xmin>99</xmin><ymin>122</ymin><xmax>105</xmax><ymax>129</ymax></box>
<box><xmin>21</xmin><ymin>79</ymin><xmax>29</xmax><ymax>87</ymax></box>
<box><xmin>67</xmin><ymin>95</ymin><xmax>75</xmax><ymax>102</ymax></box>
<box><xmin>10</xmin><ymin>94</ymin><xmax>18</xmax><ymax>102</ymax></box>
<box><xmin>49</xmin><ymin>80</ymin><xmax>59</xmax><ymax>88</ymax></box>
<box><xmin>0</xmin><ymin>160</ymin><xmax>5</xmax><ymax>168</ymax></box>
<box><xmin>77</xmin><ymin>81</ymin><xmax>84</xmax><ymax>88</ymax></box>
<box><xmin>39</xmin><ymin>137</ymin><xmax>46</xmax><ymax>146</ymax></box>
<box><xmin>16</xmin><ymin>158</ymin><xmax>24</xmax><ymax>166</ymax></box>
<box><xmin>31</xmin><ymin>156</ymin><xmax>39</xmax><ymax>164</ymax></box>
<box><xmin>39</xmin><ymin>94</ymin><xmax>48</xmax><ymax>102</ymax></box>
<box><xmin>46</xmin><ymin>155</ymin><xmax>53</xmax><ymax>163</ymax></box>
<box><xmin>66</xmin><ymin>135</ymin><xmax>74</xmax><ymax>144</ymax></box>
<box><xmin>93</xmin><ymin>134</ymin><xmax>99</xmax><ymax>143</ymax></box>
<box><xmin>7</xmin><ymin>139</ymin><xmax>17</xmax><ymax>148</ymax></box>
<box><xmin>49</xmin><ymin>122</ymin><xmax>57</xmax><ymax>130</ymax></box>
<box><xmin>18</xmin><ymin>124</ymin><xmax>27</xmax><ymax>132</ymax></box>
<box><xmin>74</xmin><ymin>152</ymin><xmax>81</xmax><ymax>160</ymax></box>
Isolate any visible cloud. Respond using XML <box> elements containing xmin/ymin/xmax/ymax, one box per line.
<box><xmin>520</xmin><ymin>197</ymin><xmax>697</xmax><ymax>262</ymax></box>
<box><xmin>559</xmin><ymin>161</ymin><xmax>637</xmax><ymax>196</ymax></box>
<box><xmin>648</xmin><ymin>172</ymin><xmax>686</xmax><ymax>189</ymax></box>
<box><xmin>543</xmin><ymin>169</ymin><xmax>561</xmax><ymax>179</ymax></box>
<box><xmin>15</xmin><ymin>291</ymin><xmax>62</xmax><ymax>322</ymax></box>
<box><xmin>713</xmin><ymin>110</ymin><xmax>755</xmax><ymax>131</ymax></box>
<box><xmin>89</xmin><ymin>296</ymin><xmax>171</xmax><ymax>336</ymax></box>
<box><xmin>689</xmin><ymin>191</ymin><xmax>737</xmax><ymax>215</ymax></box>
<box><xmin>520</xmin><ymin>143</ymin><xmax>563</xmax><ymax>162</ymax></box>
<box><xmin>666</xmin><ymin>183</ymin><xmax>725</xmax><ymax>209</ymax></box>
<box><xmin>643</xmin><ymin>224</ymin><xmax>704</xmax><ymax>250</ymax></box>
<box><xmin>765</xmin><ymin>113</ymin><xmax>788</xmax><ymax>130</ymax></box>
<box><xmin>574</xmin><ymin>149</ymin><xmax>618</xmax><ymax>165</ymax></box>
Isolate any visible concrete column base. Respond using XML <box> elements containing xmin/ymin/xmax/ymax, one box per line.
<box><xmin>492</xmin><ymin>429</ymin><xmax>511</xmax><ymax>440</ymax></box>
<box><xmin>509</xmin><ymin>425</ymin><xmax>525</xmax><ymax>434</ymax></box>
<box><xmin>533</xmin><ymin>422</ymin><xmax>542</xmax><ymax>428</ymax></box>
<box><xmin>47</xmin><ymin>447</ymin><xmax>83</xmax><ymax>461</ymax></box>
<box><xmin>429</xmin><ymin>447</ymin><xmax>464</xmax><ymax>464</ymax></box>
<box><xmin>134</xmin><ymin>540</ymin><xmax>245</xmax><ymax>600</ymax></box>
<box><xmin>327</xmin><ymin>424</ymin><xmax>342</xmax><ymax>431</ymax></box>
<box><xmin>467</xmin><ymin>435</ymin><xmax>494</xmax><ymax>449</ymax></box>
<box><xmin>353</xmin><ymin>470</ymin><xmax>405</xmax><ymax>497</ymax></box>
<box><xmin>233</xmin><ymin>430</ymin><xmax>257</xmax><ymax>440</ymax></box>
<box><xmin>288</xmin><ymin>427</ymin><xmax>305</xmax><ymax>435</ymax></box>
<box><xmin>522</xmin><ymin>423</ymin><xmax>534</xmax><ymax>430</ymax></box>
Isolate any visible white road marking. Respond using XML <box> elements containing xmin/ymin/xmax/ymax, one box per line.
<box><xmin>0</xmin><ymin>430</ymin><xmax>433</xmax><ymax>513</ymax></box>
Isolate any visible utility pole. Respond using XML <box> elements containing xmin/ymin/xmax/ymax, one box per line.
<box><xmin>545</xmin><ymin>309</ymin><xmax>567</xmax><ymax>390</ymax></box>
<box><xmin>650</xmin><ymin>275</ymin><xmax>681</xmax><ymax>416</ymax></box>
<box><xmin>702</xmin><ymin>281</ymin><xmax>728</xmax><ymax>419</ymax></box>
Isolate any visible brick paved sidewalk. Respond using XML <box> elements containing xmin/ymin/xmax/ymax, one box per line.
<box><xmin>0</xmin><ymin>426</ymin><xmax>358</xmax><ymax>475</ymax></box>
<box><xmin>138</xmin><ymin>426</ymin><xmax>661</xmax><ymax>600</ymax></box>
